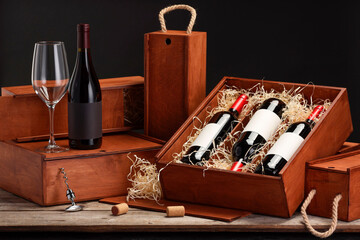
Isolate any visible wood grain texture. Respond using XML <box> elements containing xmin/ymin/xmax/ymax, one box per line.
<box><xmin>338</xmin><ymin>142</ymin><xmax>360</xmax><ymax>154</ymax></box>
<box><xmin>0</xmin><ymin>76</ymin><xmax>144</xmax><ymax>141</ymax></box>
<box><xmin>2</xmin><ymin>189</ymin><xmax>360</xmax><ymax>232</ymax></box>
<box><xmin>0</xmin><ymin>141</ymin><xmax>44</xmax><ymax>205</ymax></box>
<box><xmin>144</xmin><ymin>30</ymin><xmax>206</xmax><ymax>141</ymax></box>
<box><xmin>100</xmin><ymin>196</ymin><xmax>251</xmax><ymax>222</ymax></box>
<box><xmin>306</xmin><ymin>149</ymin><xmax>360</xmax><ymax>221</ymax></box>
<box><xmin>156</xmin><ymin>76</ymin><xmax>352</xmax><ymax>218</ymax></box>
<box><xmin>305</xmin><ymin>168</ymin><xmax>349</xmax><ymax>220</ymax></box>
<box><xmin>0</xmin><ymin>133</ymin><xmax>163</xmax><ymax>206</ymax></box>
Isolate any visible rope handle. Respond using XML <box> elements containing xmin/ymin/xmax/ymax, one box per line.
<box><xmin>301</xmin><ymin>189</ymin><xmax>342</xmax><ymax>238</ymax></box>
<box><xmin>159</xmin><ymin>4</ymin><xmax>197</xmax><ymax>34</ymax></box>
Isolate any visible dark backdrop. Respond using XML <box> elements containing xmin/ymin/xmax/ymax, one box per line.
<box><xmin>0</xmin><ymin>0</ymin><xmax>359</xmax><ymax>141</ymax></box>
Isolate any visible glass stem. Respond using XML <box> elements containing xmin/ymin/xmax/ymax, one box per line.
<box><xmin>48</xmin><ymin>104</ymin><xmax>56</xmax><ymax>147</ymax></box>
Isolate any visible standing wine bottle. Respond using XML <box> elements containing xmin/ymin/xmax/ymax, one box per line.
<box><xmin>181</xmin><ymin>94</ymin><xmax>248</xmax><ymax>165</ymax></box>
<box><xmin>68</xmin><ymin>24</ymin><xmax>102</xmax><ymax>150</ymax></box>
<box><xmin>254</xmin><ymin>105</ymin><xmax>324</xmax><ymax>176</ymax></box>
<box><xmin>231</xmin><ymin>98</ymin><xmax>286</xmax><ymax>172</ymax></box>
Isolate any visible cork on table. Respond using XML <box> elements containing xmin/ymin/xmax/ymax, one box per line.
<box><xmin>1</xmin><ymin>189</ymin><xmax>360</xmax><ymax>233</ymax></box>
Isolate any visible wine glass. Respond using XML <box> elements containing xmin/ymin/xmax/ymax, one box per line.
<box><xmin>31</xmin><ymin>41</ymin><xmax>70</xmax><ymax>153</ymax></box>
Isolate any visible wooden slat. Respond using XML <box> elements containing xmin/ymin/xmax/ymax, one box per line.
<box><xmin>2</xmin><ymin>189</ymin><xmax>360</xmax><ymax>232</ymax></box>
<box><xmin>100</xmin><ymin>196</ymin><xmax>251</xmax><ymax>222</ymax></box>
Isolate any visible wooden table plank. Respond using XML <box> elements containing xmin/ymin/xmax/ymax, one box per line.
<box><xmin>1</xmin><ymin>188</ymin><xmax>360</xmax><ymax>232</ymax></box>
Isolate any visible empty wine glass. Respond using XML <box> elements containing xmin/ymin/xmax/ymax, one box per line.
<box><xmin>31</xmin><ymin>41</ymin><xmax>70</xmax><ymax>153</ymax></box>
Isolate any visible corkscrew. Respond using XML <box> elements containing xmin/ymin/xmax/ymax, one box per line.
<box><xmin>60</xmin><ymin>168</ymin><xmax>83</xmax><ymax>212</ymax></box>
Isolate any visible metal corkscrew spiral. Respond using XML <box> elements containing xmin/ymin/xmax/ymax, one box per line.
<box><xmin>60</xmin><ymin>168</ymin><xmax>83</xmax><ymax>212</ymax></box>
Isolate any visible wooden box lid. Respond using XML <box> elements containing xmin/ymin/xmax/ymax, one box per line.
<box><xmin>10</xmin><ymin>132</ymin><xmax>163</xmax><ymax>161</ymax></box>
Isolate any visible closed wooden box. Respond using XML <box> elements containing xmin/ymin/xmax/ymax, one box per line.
<box><xmin>0</xmin><ymin>77</ymin><xmax>164</xmax><ymax>206</ymax></box>
<box><xmin>0</xmin><ymin>133</ymin><xmax>163</xmax><ymax>206</ymax></box>
<box><xmin>156</xmin><ymin>76</ymin><xmax>353</xmax><ymax>218</ymax></box>
<box><xmin>0</xmin><ymin>76</ymin><xmax>144</xmax><ymax>141</ymax></box>
<box><xmin>144</xmin><ymin>30</ymin><xmax>206</xmax><ymax>141</ymax></box>
<box><xmin>305</xmin><ymin>149</ymin><xmax>360</xmax><ymax>221</ymax></box>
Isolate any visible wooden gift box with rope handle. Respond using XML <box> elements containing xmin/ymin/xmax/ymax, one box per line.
<box><xmin>144</xmin><ymin>4</ymin><xmax>207</xmax><ymax>141</ymax></box>
<box><xmin>156</xmin><ymin>76</ymin><xmax>353</xmax><ymax>218</ymax></box>
<box><xmin>304</xmin><ymin>149</ymin><xmax>360</xmax><ymax>222</ymax></box>
<box><xmin>0</xmin><ymin>77</ymin><xmax>165</xmax><ymax>206</ymax></box>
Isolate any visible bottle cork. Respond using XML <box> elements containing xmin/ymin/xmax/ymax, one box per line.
<box><xmin>166</xmin><ymin>206</ymin><xmax>185</xmax><ymax>217</ymax></box>
<box><xmin>111</xmin><ymin>203</ymin><xmax>129</xmax><ymax>216</ymax></box>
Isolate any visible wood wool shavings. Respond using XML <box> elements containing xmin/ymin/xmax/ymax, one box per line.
<box><xmin>174</xmin><ymin>83</ymin><xmax>332</xmax><ymax>173</ymax></box>
<box><xmin>126</xmin><ymin>154</ymin><xmax>162</xmax><ymax>202</ymax></box>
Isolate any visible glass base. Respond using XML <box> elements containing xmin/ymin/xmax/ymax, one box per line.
<box><xmin>38</xmin><ymin>144</ymin><xmax>69</xmax><ymax>153</ymax></box>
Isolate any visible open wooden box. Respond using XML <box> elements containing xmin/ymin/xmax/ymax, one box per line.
<box><xmin>0</xmin><ymin>77</ymin><xmax>164</xmax><ymax>206</ymax></box>
<box><xmin>305</xmin><ymin>149</ymin><xmax>360</xmax><ymax>221</ymax></box>
<box><xmin>156</xmin><ymin>76</ymin><xmax>353</xmax><ymax>218</ymax></box>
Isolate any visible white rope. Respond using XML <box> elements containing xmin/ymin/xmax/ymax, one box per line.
<box><xmin>301</xmin><ymin>189</ymin><xmax>342</xmax><ymax>238</ymax></box>
<box><xmin>158</xmin><ymin>4</ymin><xmax>197</xmax><ymax>34</ymax></box>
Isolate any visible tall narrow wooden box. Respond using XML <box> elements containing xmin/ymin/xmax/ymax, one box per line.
<box><xmin>305</xmin><ymin>149</ymin><xmax>360</xmax><ymax>221</ymax></box>
<box><xmin>0</xmin><ymin>78</ymin><xmax>164</xmax><ymax>206</ymax></box>
<box><xmin>144</xmin><ymin>30</ymin><xmax>206</xmax><ymax>140</ymax></box>
<box><xmin>156</xmin><ymin>76</ymin><xmax>352</xmax><ymax>218</ymax></box>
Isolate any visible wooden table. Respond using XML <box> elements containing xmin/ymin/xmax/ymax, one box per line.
<box><xmin>1</xmin><ymin>188</ymin><xmax>360</xmax><ymax>234</ymax></box>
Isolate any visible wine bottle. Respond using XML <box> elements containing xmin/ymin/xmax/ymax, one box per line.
<box><xmin>68</xmin><ymin>23</ymin><xmax>102</xmax><ymax>150</ymax></box>
<box><xmin>231</xmin><ymin>98</ymin><xmax>286</xmax><ymax>172</ymax></box>
<box><xmin>254</xmin><ymin>105</ymin><xmax>324</xmax><ymax>176</ymax></box>
<box><xmin>181</xmin><ymin>94</ymin><xmax>248</xmax><ymax>165</ymax></box>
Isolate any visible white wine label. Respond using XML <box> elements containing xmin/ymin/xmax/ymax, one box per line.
<box><xmin>267</xmin><ymin>132</ymin><xmax>304</xmax><ymax>161</ymax></box>
<box><xmin>243</xmin><ymin>109</ymin><xmax>281</xmax><ymax>140</ymax></box>
<box><xmin>190</xmin><ymin>123</ymin><xmax>222</xmax><ymax>149</ymax></box>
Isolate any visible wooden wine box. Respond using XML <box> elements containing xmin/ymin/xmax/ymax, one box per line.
<box><xmin>0</xmin><ymin>76</ymin><xmax>144</xmax><ymax>141</ymax></box>
<box><xmin>0</xmin><ymin>77</ymin><xmax>164</xmax><ymax>206</ymax></box>
<box><xmin>156</xmin><ymin>76</ymin><xmax>353</xmax><ymax>218</ymax></box>
<box><xmin>144</xmin><ymin>30</ymin><xmax>207</xmax><ymax>141</ymax></box>
<box><xmin>305</xmin><ymin>149</ymin><xmax>360</xmax><ymax>221</ymax></box>
<box><xmin>0</xmin><ymin>133</ymin><xmax>163</xmax><ymax>206</ymax></box>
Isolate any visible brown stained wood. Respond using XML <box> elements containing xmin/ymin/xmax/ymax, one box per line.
<box><xmin>3</xmin><ymin>188</ymin><xmax>360</xmax><ymax>232</ymax></box>
<box><xmin>0</xmin><ymin>132</ymin><xmax>163</xmax><ymax>206</ymax></box>
<box><xmin>44</xmin><ymin>154</ymin><xmax>131</xmax><ymax>205</ymax></box>
<box><xmin>13</xmin><ymin>133</ymin><xmax>162</xmax><ymax>161</ymax></box>
<box><xmin>338</xmin><ymin>142</ymin><xmax>360</xmax><ymax>154</ymax></box>
<box><xmin>100</xmin><ymin>196</ymin><xmax>251</xmax><ymax>222</ymax></box>
<box><xmin>157</xmin><ymin>162</ymin><xmax>288</xmax><ymax>217</ymax></box>
<box><xmin>0</xmin><ymin>141</ymin><xmax>44</xmax><ymax>205</ymax></box>
<box><xmin>0</xmin><ymin>76</ymin><xmax>144</xmax><ymax>141</ymax></box>
<box><xmin>156</xmin><ymin>76</ymin><xmax>352</xmax><ymax>218</ymax></box>
<box><xmin>144</xmin><ymin>30</ymin><xmax>206</xmax><ymax>141</ymax></box>
<box><xmin>305</xmin><ymin>169</ymin><xmax>349</xmax><ymax>221</ymax></box>
<box><xmin>311</xmin><ymin>155</ymin><xmax>360</xmax><ymax>172</ymax></box>
<box><xmin>306</xmin><ymin>150</ymin><xmax>360</xmax><ymax>221</ymax></box>
<box><xmin>349</xmin><ymin>168</ymin><xmax>360</xmax><ymax>221</ymax></box>
<box><xmin>1</xmin><ymin>77</ymin><xmax>144</xmax><ymax>97</ymax></box>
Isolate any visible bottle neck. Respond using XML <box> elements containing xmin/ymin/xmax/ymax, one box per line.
<box><xmin>76</xmin><ymin>30</ymin><xmax>93</xmax><ymax>65</ymax></box>
<box><xmin>306</xmin><ymin>105</ymin><xmax>324</xmax><ymax>128</ymax></box>
<box><xmin>77</xmin><ymin>30</ymin><xmax>90</xmax><ymax>49</ymax></box>
<box><xmin>229</xmin><ymin>94</ymin><xmax>248</xmax><ymax>118</ymax></box>
<box><xmin>260</xmin><ymin>98</ymin><xmax>286</xmax><ymax>118</ymax></box>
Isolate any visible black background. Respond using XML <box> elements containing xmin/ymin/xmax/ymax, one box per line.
<box><xmin>0</xmin><ymin>1</ymin><xmax>360</xmax><ymax>239</ymax></box>
<box><xmin>0</xmin><ymin>0</ymin><xmax>359</xmax><ymax>141</ymax></box>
